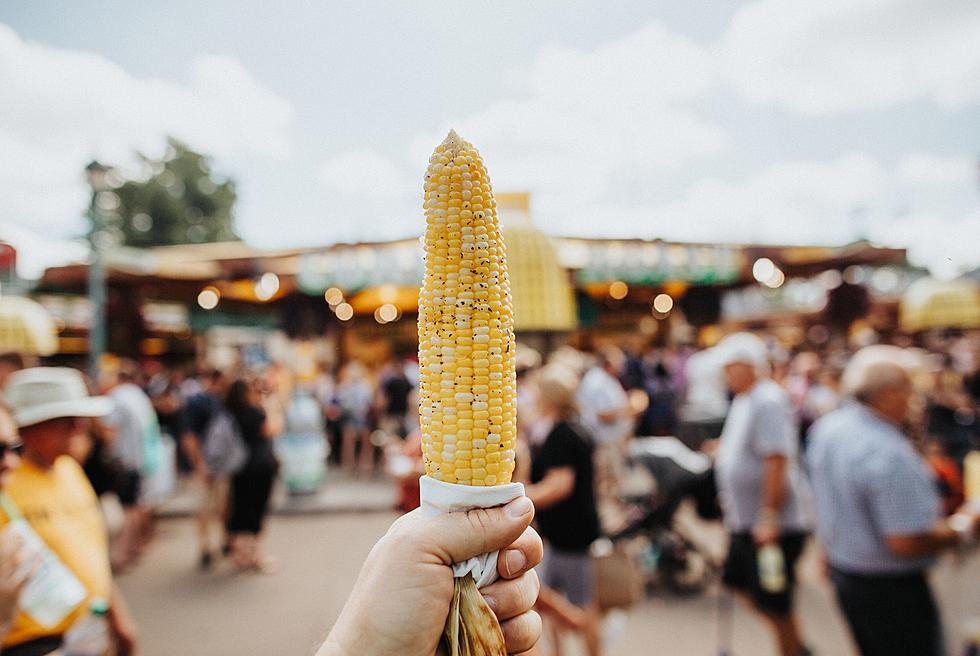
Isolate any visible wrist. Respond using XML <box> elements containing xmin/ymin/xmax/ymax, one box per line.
<box><xmin>948</xmin><ymin>513</ymin><xmax>977</xmax><ymax>548</ymax></box>
<box><xmin>758</xmin><ymin>508</ymin><xmax>780</xmax><ymax>524</ymax></box>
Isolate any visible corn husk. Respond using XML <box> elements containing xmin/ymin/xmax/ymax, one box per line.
<box><xmin>442</xmin><ymin>574</ymin><xmax>507</xmax><ymax>656</ymax></box>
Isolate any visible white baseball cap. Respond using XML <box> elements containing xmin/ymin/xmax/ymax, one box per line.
<box><xmin>710</xmin><ymin>332</ymin><xmax>770</xmax><ymax>372</ymax></box>
<box><xmin>5</xmin><ymin>367</ymin><xmax>113</xmax><ymax>428</ymax></box>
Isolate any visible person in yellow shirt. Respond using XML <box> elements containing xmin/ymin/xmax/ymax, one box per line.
<box><xmin>1</xmin><ymin>367</ymin><xmax>139</xmax><ymax>656</ymax></box>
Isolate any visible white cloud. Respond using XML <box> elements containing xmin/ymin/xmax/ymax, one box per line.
<box><xmin>0</xmin><ymin>221</ymin><xmax>89</xmax><ymax>280</ymax></box>
<box><xmin>721</xmin><ymin>0</ymin><xmax>980</xmax><ymax>114</ymax></box>
<box><xmin>897</xmin><ymin>153</ymin><xmax>975</xmax><ymax>188</ymax></box>
<box><xmin>554</xmin><ymin>153</ymin><xmax>893</xmax><ymax>243</ymax></box>
<box><xmin>889</xmin><ymin>210</ymin><xmax>980</xmax><ymax>280</ymax></box>
<box><xmin>410</xmin><ymin>21</ymin><xmax>725</xmax><ymax>205</ymax></box>
<box><xmin>309</xmin><ymin>16</ymin><xmax>980</xmax><ymax>277</ymax></box>
<box><xmin>0</xmin><ymin>22</ymin><xmax>294</xmax><ymax>270</ymax></box>
<box><xmin>319</xmin><ymin>150</ymin><xmax>413</xmax><ymax>198</ymax></box>
<box><xmin>552</xmin><ymin>152</ymin><xmax>979</xmax><ymax>277</ymax></box>
<box><xmin>318</xmin><ymin>21</ymin><xmax>726</xmax><ymax>240</ymax></box>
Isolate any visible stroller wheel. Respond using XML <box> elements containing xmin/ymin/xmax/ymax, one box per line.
<box><xmin>660</xmin><ymin>535</ymin><xmax>717</xmax><ymax>596</ymax></box>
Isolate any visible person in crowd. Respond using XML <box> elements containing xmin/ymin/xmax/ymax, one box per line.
<box><xmin>525</xmin><ymin>363</ymin><xmax>602</xmax><ymax>656</ymax></box>
<box><xmin>337</xmin><ymin>361</ymin><xmax>376</xmax><ymax>475</ymax></box>
<box><xmin>224</xmin><ymin>378</ymin><xmax>283</xmax><ymax>573</ymax></box>
<box><xmin>386</xmin><ymin>427</ymin><xmax>424</xmax><ymax>513</ymax></box>
<box><xmin>377</xmin><ymin>358</ymin><xmax>413</xmax><ymax>440</ymax></box>
<box><xmin>313</xmin><ymin>363</ymin><xmax>345</xmax><ymax>465</ymax></box>
<box><xmin>926</xmin><ymin>353</ymin><xmax>974</xmax><ymax>464</ymax></box>
<box><xmin>180</xmin><ymin>368</ymin><xmax>230</xmax><ymax>569</ymax></box>
<box><xmin>1</xmin><ymin>367</ymin><xmax>138</xmax><ymax>655</ymax></box>
<box><xmin>807</xmin><ymin>345</ymin><xmax>980</xmax><ymax>656</ymax></box>
<box><xmin>638</xmin><ymin>359</ymin><xmax>678</xmax><ymax>437</ymax></box>
<box><xmin>785</xmin><ymin>352</ymin><xmax>840</xmax><ymax>451</ymax></box>
<box><xmin>708</xmin><ymin>333</ymin><xmax>812</xmax><ymax>656</ymax></box>
<box><xmin>102</xmin><ymin>361</ymin><xmax>161</xmax><ymax>571</ymax></box>
<box><xmin>577</xmin><ymin>346</ymin><xmax>631</xmax><ymax>500</ymax></box>
<box><xmin>0</xmin><ymin>401</ymin><xmax>28</xmax><ymax>643</ymax></box>
<box><xmin>677</xmin><ymin>346</ymin><xmax>730</xmax><ymax>447</ymax></box>
<box><xmin>318</xmin><ymin>495</ymin><xmax>542</xmax><ymax>655</ymax></box>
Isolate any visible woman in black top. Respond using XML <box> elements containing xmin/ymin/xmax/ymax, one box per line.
<box><xmin>225</xmin><ymin>378</ymin><xmax>282</xmax><ymax>573</ymax></box>
<box><xmin>525</xmin><ymin>363</ymin><xmax>602</xmax><ymax>656</ymax></box>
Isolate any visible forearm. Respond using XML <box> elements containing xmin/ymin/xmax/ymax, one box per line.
<box><xmin>525</xmin><ymin>483</ymin><xmax>563</xmax><ymax>510</ymax></box>
<box><xmin>759</xmin><ymin>455</ymin><xmax>788</xmax><ymax>516</ymax></box>
<box><xmin>524</xmin><ymin>468</ymin><xmax>574</xmax><ymax>510</ymax></box>
<box><xmin>886</xmin><ymin>520</ymin><xmax>960</xmax><ymax>559</ymax></box>
<box><xmin>180</xmin><ymin>433</ymin><xmax>203</xmax><ymax>468</ymax></box>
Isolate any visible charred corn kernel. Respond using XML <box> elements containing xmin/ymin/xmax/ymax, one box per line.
<box><xmin>419</xmin><ymin>131</ymin><xmax>517</xmax><ymax>487</ymax></box>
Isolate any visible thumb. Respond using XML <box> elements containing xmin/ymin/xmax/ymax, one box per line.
<box><xmin>422</xmin><ymin>496</ymin><xmax>535</xmax><ymax>566</ymax></box>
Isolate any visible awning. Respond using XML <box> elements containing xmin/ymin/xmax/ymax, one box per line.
<box><xmin>899</xmin><ymin>277</ymin><xmax>980</xmax><ymax>331</ymax></box>
<box><xmin>0</xmin><ymin>295</ymin><xmax>59</xmax><ymax>356</ymax></box>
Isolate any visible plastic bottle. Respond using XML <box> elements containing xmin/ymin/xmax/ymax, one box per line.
<box><xmin>62</xmin><ymin>598</ymin><xmax>111</xmax><ymax>656</ymax></box>
<box><xmin>757</xmin><ymin>543</ymin><xmax>786</xmax><ymax>593</ymax></box>
<box><xmin>961</xmin><ymin>617</ymin><xmax>980</xmax><ymax>656</ymax></box>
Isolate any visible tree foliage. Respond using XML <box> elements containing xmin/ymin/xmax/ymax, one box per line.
<box><xmin>110</xmin><ymin>138</ymin><xmax>238</xmax><ymax>247</ymax></box>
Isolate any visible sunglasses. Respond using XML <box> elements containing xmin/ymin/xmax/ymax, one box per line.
<box><xmin>0</xmin><ymin>442</ymin><xmax>24</xmax><ymax>458</ymax></box>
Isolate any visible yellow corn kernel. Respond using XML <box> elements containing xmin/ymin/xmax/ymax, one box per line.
<box><xmin>419</xmin><ymin>131</ymin><xmax>517</xmax><ymax>487</ymax></box>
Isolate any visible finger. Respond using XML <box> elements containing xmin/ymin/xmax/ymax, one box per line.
<box><xmin>404</xmin><ymin>496</ymin><xmax>535</xmax><ymax>566</ymax></box>
<box><xmin>497</xmin><ymin>526</ymin><xmax>543</xmax><ymax>579</ymax></box>
<box><xmin>500</xmin><ymin>610</ymin><xmax>542</xmax><ymax>654</ymax></box>
<box><xmin>482</xmin><ymin>569</ymin><xmax>539</xmax><ymax>622</ymax></box>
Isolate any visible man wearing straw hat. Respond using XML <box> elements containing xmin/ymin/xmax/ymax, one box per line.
<box><xmin>0</xmin><ymin>367</ymin><xmax>138</xmax><ymax>656</ymax></box>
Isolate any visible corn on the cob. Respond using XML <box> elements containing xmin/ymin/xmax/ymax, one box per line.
<box><xmin>419</xmin><ymin>130</ymin><xmax>517</xmax><ymax>488</ymax></box>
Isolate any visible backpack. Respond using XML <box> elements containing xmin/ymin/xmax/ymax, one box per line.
<box><xmin>202</xmin><ymin>410</ymin><xmax>248</xmax><ymax>475</ymax></box>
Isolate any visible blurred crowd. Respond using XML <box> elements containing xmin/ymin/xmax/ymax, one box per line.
<box><xmin>0</xmin><ymin>328</ymin><xmax>978</xmax><ymax>655</ymax></box>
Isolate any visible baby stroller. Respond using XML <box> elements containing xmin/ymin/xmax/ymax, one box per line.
<box><xmin>608</xmin><ymin>436</ymin><xmax>721</xmax><ymax>596</ymax></box>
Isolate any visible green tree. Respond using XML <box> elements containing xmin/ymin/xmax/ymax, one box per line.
<box><xmin>111</xmin><ymin>138</ymin><xmax>239</xmax><ymax>247</ymax></box>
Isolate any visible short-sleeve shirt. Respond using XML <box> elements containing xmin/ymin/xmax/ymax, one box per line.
<box><xmin>232</xmin><ymin>405</ymin><xmax>276</xmax><ymax>471</ymax></box>
<box><xmin>576</xmin><ymin>368</ymin><xmax>631</xmax><ymax>445</ymax></box>
<box><xmin>714</xmin><ymin>379</ymin><xmax>810</xmax><ymax>532</ymax></box>
<box><xmin>806</xmin><ymin>403</ymin><xmax>940</xmax><ymax>574</ymax></box>
<box><xmin>104</xmin><ymin>383</ymin><xmax>156</xmax><ymax>471</ymax></box>
<box><xmin>0</xmin><ymin>457</ymin><xmax>112</xmax><ymax>649</ymax></box>
<box><xmin>181</xmin><ymin>392</ymin><xmax>222</xmax><ymax>441</ymax></box>
<box><xmin>530</xmin><ymin>420</ymin><xmax>600</xmax><ymax>551</ymax></box>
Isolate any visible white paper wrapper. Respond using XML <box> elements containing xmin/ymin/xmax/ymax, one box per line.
<box><xmin>419</xmin><ymin>475</ymin><xmax>526</xmax><ymax>589</ymax></box>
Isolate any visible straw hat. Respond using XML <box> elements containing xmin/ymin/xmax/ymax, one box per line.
<box><xmin>5</xmin><ymin>367</ymin><xmax>112</xmax><ymax>428</ymax></box>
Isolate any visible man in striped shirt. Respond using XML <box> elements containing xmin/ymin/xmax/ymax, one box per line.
<box><xmin>807</xmin><ymin>346</ymin><xmax>980</xmax><ymax>656</ymax></box>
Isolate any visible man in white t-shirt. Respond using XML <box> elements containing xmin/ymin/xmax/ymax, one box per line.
<box><xmin>103</xmin><ymin>363</ymin><xmax>160</xmax><ymax>570</ymax></box>
<box><xmin>709</xmin><ymin>333</ymin><xmax>812</xmax><ymax>656</ymax></box>
<box><xmin>577</xmin><ymin>347</ymin><xmax>632</xmax><ymax>499</ymax></box>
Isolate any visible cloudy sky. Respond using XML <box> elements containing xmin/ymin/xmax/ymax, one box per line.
<box><xmin>1</xmin><ymin>0</ymin><xmax>978</xmax><ymax>278</ymax></box>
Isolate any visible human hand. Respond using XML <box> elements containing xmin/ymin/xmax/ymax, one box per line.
<box><xmin>320</xmin><ymin>496</ymin><xmax>542</xmax><ymax>656</ymax></box>
<box><xmin>0</xmin><ymin>528</ymin><xmax>35</xmax><ymax>629</ymax></box>
<box><xmin>700</xmin><ymin>439</ymin><xmax>720</xmax><ymax>458</ymax></box>
<box><xmin>752</xmin><ymin>515</ymin><xmax>781</xmax><ymax>546</ymax></box>
<box><xmin>949</xmin><ymin>508</ymin><xmax>980</xmax><ymax>546</ymax></box>
<box><xmin>113</xmin><ymin>623</ymin><xmax>139</xmax><ymax>656</ymax></box>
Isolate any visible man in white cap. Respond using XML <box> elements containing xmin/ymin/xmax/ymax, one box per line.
<box><xmin>807</xmin><ymin>346</ymin><xmax>980</xmax><ymax>656</ymax></box>
<box><xmin>0</xmin><ymin>367</ymin><xmax>138</xmax><ymax>656</ymax></box>
<box><xmin>709</xmin><ymin>333</ymin><xmax>811</xmax><ymax>656</ymax></box>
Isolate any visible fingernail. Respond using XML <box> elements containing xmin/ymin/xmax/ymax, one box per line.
<box><xmin>483</xmin><ymin>594</ymin><xmax>497</xmax><ymax>613</ymax></box>
<box><xmin>504</xmin><ymin>549</ymin><xmax>526</xmax><ymax>576</ymax></box>
<box><xmin>505</xmin><ymin>496</ymin><xmax>533</xmax><ymax>519</ymax></box>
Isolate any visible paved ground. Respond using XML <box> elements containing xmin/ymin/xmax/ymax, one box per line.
<box><xmin>117</xmin><ymin>498</ymin><xmax>980</xmax><ymax>656</ymax></box>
